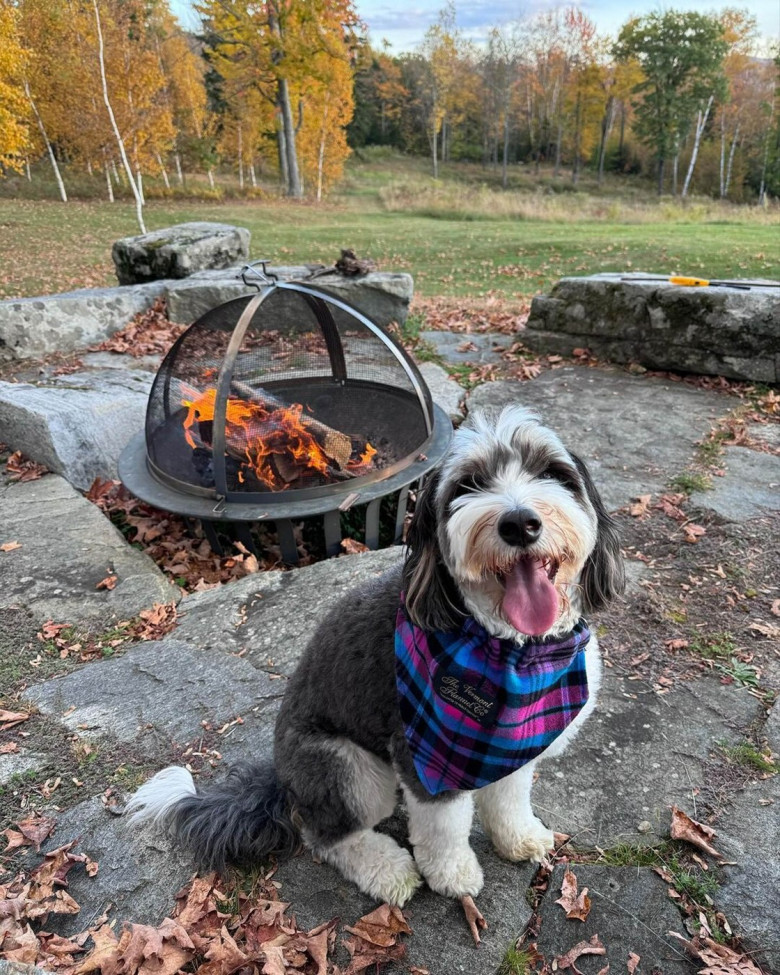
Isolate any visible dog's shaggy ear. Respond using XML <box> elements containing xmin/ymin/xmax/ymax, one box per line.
<box><xmin>572</xmin><ymin>453</ymin><xmax>625</xmax><ymax>611</ymax></box>
<box><xmin>402</xmin><ymin>473</ymin><xmax>463</xmax><ymax>632</ymax></box>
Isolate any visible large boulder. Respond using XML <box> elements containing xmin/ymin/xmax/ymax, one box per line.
<box><xmin>523</xmin><ymin>273</ymin><xmax>780</xmax><ymax>382</ymax></box>
<box><xmin>0</xmin><ymin>472</ymin><xmax>178</xmax><ymax>624</ymax></box>
<box><xmin>0</xmin><ymin>282</ymin><xmax>164</xmax><ymax>361</ymax></box>
<box><xmin>165</xmin><ymin>265</ymin><xmax>414</xmax><ymax>329</ymax></box>
<box><xmin>112</xmin><ymin>222</ymin><xmax>251</xmax><ymax>285</ymax></box>
<box><xmin>0</xmin><ymin>369</ymin><xmax>153</xmax><ymax>490</ymax></box>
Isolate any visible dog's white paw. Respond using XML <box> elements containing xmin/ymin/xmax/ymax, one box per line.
<box><xmin>322</xmin><ymin>830</ymin><xmax>423</xmax><ymax>907</ymax></box>
<box><xmin>364</xmin><ymin>845</ymin><xmax>424</xmax><ymax>906</ymax></box>
<box><xmin>489</xmin><ymin>816</ymin><xmax>555</xmax><ymax>865</ymax></box>
<box><xmin>414</xmin><ymin>844</ymin><xmax>484</xmax><ymax>898</ymax></box>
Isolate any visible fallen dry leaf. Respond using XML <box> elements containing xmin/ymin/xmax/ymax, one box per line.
<box><xmin>342</xmin><ymin>903</ymin><xmax>412</xmax><ymax>947</ymax></box>
<box><xmin>556</xmin><ymin>934</ymin><xmax>607</xmax><ymax>971</ymax></box>
<box><xmin>0</xmin><ymin>710</ymin><xmax>30</xmax><ymax>730</ymax></box>
<box><xmin>668</xmin><ymin>931</ymin><xmax>763</xmax><ymax>975</ymax></box>
<box><xmin>15</xmin><ymin>814</ymin><xmax>56</xmax><ymax>851</ymax></box>
<box><xmin>555</xmin><ymin>867</ymin><xmax>592</xmax><ymax>922</ymax></box>
<box><xmin>341</xmin><ymin>537</ymin><xmax>370</xmax><ymax>555</ymax></box>
<box><xmin>748</xmin><ymin>620</ymin><xmax>780</xmax><ymax>639</ymax></box>
<box><xmin>669</xmin><ymin>806</ymin><xmax>722</xmax><ymax>859</ymax></box>
<box><xmin>627</xmin><ymin>951</ymin><xmax>640</xmax><ymax>973</ymax></box>
<box><xmin>0</xmin><ymin>741</ymin><xmax>19</xmax><ymax>753</ymax></box>
<box><xmin>0</xmin><ymin>541</ymin><xmax>22</xmax><ymax>552</ymax></box>
<box><xmin>682</xmin><ymin>523</ymin><xmax>706</xmax><ymax>543</ymax></box>
<box><xmin>5</xmin><ymin>451</ymin><xmax>48</xmax><ymax>482</ymax></box>
<box><xmin>342</xmin><ymin>903</ymin><xmax>411</xmax><ymax>974</ymax></box>
<box><xmin>460</xmin><ymin>894</ymin><xmax>487</xmax><ymax>946</ymax></box>
<box><xmin>629</xmin><ymin>494</ymin><xmax>652</xmax><ymax>518</ymax></box>
<box><xmin>95</xmin><ymin>575</ymin><xmax>118</xmax><ymax>591</ymax></box>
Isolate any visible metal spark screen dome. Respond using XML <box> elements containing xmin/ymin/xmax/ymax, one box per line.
<box><xmin>119</xmin><ymin>266</ymin><xmax>451</xmax><ymax>562</ymax></box>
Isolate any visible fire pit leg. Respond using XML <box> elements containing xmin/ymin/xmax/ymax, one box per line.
<box><xmin>201</xmin><ymin>520</ymin><xmax>225</xmax><ymax>556</ymax></box>
<box><xmin>275</xmin><ymin>519</ymin><xmax>299</xmax><ymax>565</ymax></box>
<box><xmin>364</xmin><ymin>499</ymin><xmax>381</xmax><ymax>550</ymax></box>
<box><xmin>235</xmin><ymin>521</ymin><xmax>256</xmax><ymax>555</ymax></box>
<box><xmin>323</xmin><ymin>510</ymin><xmax>342</xmax><ymax>558</ymax></box>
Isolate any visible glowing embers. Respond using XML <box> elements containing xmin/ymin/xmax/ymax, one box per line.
<box><xmin>180</xmin><ymin>382</ymin><xmax>377</xmax><ymax>492</ymax></box>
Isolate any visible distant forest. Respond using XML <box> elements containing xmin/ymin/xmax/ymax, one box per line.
<box><xmin>1</xmin><ymin>0</ymin><xmax>778</xmax><ymax>206</ymax></box>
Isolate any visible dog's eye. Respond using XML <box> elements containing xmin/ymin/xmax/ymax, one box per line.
<box><xmin>540</xmin><ymin>464</ymin><xmax>579</xmax><ymax>490</ymax></box>
<box><xmin>451</xmin><ymin>471</ymin><xmax>489</xmax><ymax>499</ymax></box>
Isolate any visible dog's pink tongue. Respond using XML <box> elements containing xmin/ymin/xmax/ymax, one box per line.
<box><xmin>502</xmin><ymin>559</ymin><xmax>559</xmax><ymax>636</ymax></box>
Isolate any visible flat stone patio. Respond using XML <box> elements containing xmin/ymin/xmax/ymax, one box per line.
<box><xmin>1</xmin><ymin>363</ymin><xmax>779</xmax><ymax>973</ymax></box>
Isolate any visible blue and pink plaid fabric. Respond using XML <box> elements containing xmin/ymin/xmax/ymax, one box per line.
<box><xmin>395</xmin><ymin>599</ymin><xmax>590</xmax><ymax>795</ymax></box>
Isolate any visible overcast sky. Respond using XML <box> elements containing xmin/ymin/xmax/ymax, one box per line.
<box><xmin>170</xmin><ymin>0</ymin><xmax>779</xmax><ymax>51</ymax></box>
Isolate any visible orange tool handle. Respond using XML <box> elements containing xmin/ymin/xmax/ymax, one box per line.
<box><xmin>668</xmin><ymin>276</ymin><xmax>710</xmax><ymax>286</ymax></box>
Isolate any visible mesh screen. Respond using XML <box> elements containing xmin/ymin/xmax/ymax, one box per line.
<box><xmin>145</xmin><ymin>285</ymin><xmax>430</xmax><ymax>497</ymax></box>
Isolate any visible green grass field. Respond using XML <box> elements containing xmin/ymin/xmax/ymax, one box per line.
<box><xmin>0</xmin><ymin>154</ymin><xmax>776</xmax><ymax>301</ymax></box>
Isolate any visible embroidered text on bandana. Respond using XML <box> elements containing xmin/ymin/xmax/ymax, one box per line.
<box><xmin>395</xmin><ymin>600</ymin><xmax>590</xmax><ymax>795</ymax></box>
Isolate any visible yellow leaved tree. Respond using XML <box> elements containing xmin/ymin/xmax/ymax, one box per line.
<box><xmin>0</xmin><ymin>1</ymin><xmax>29</xmax><ymax>171</ymax></box>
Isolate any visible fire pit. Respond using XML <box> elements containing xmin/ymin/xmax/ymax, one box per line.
<box><xmin>119</xmin><ymin>265</ymin><xmax>451</xmax><ymax>563</ymax></box>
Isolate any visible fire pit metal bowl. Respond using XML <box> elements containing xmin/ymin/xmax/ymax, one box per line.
<box><xmin>119</xmin><ymin>272</ymin><xmax>452</xmax><ymax>563</ymax></box>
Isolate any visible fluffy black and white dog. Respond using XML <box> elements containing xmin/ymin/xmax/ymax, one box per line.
<box><xmin>129</xmin><ymin>406</ymin><xmax>623</xmax><ymax>919</ymax></box>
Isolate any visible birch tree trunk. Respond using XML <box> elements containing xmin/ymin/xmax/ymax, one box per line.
<box><xmin>25</xmin><ymin>158</ymin><xmax>31</xmax><ymax>182</ymax></box>
<box><xmin>23</xmin><ymin>80</ymin><xmax>67</xmax><ymax>202</ymax></box>
<box><xmin>501</xmin><ymin>109</ymin><xmax>510</xmax><ymax>189</ymax></box>
<box><xmin>156</xmin><ymin>152</ymin><xmax>171</xmax><ymax>189</ymax></box>
<box><xmin>724</xmin><ymin>125</ymin><xmax>740</xmax><ymax>198</ymax></box>
<box><xmin>719</xmin><ymin>112</ymin><xmax>726</xmax><ymax>197</ymax></box>
<box><xmin>103</xmin><ymin>150</ymin><xmax>114</xmax><ymax>202</ymax></box>
<box><xmin>316</xmin><ymin>96</ymin><xmax>330</xmax><ymax>202</ymax></box>
<box><xmin>175</xmin><ymin>152</ymin><xmax>184</xmax><ymax>185</ymax></box>
<box><xmin>681</xmin><ymin>95</ymin><xmax>713</xmax><ymax>198</ymax></box>
<box><xmin>238</xmin><ymin>123</ymin><xmax>244</xmax><ymax>189</ymax></box>
<box><xmin>92</xmin><ymin>0</ymin><xmax>145</xmax><ymax>232</ymax></box>
<box><xmin>597</xmin><ymin>97</ymin><xmax>614</xmax><ymax>187</ymax></box>
<box><xmin>278</xmin><ymin>79</ymin><xmax>302</xmax><ymax>198</ymax></box>
<box><xmin>249</xmin><ymin>163</ymin><xmax>257</xmax><ymax>188</ymax></box>
<box><xmin>207</xmin><ymin>167</ymin><xmax>215</xmax><ymax>189</ymax></box>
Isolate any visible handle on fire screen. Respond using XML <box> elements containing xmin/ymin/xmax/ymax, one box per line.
<box><xmin>240</xmin><ymin>260</ymin><xmax>278</xmax><ymax>290</ymax></box>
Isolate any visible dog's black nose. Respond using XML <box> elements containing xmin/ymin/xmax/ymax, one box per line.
<box><xmin>498</xmin><ymin>508</ymin><xmax>542</xmax><ymax>547</ymax></box>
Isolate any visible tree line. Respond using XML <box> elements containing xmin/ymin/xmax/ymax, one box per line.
<box><xmin>1</xmin><ymin>0</ymin><xmax>778</xmax><ymax>223</ymax></box>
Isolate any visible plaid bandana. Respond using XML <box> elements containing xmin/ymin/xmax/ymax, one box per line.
<box><xmin>395</xmin><ymin>599</ymin><xmax>590</xmax><ymax>795</ymax></box>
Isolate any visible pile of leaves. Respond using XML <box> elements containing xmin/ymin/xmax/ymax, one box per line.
<box><xmin>86</xmin><ymin>478</ymin><xmax>289</xmax><ymax>591</ymax></box>
<box><xmin>5</xmin><ymin>450</ymin><xmax>49</xmax><ymax>483</ymax></box>
<box><xmin>90</xmin><ymin>298</ymin><xmax>186</xmax><ymax>360</ymax></box>
<box><xmin>0</xmin><ymin>831</ymin><xmax>414</xmax><ymax>975</ymax></box>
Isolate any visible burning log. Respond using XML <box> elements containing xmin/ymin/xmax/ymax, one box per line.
<box><xmin>230</xmin><ymin>380</ymin><xmax>352</xmax><ymax>470</ymax></box>
<box><xmin>180</xmin><ymin>380</ymin><xmax>376</xmax><ymax>491</ymax></box>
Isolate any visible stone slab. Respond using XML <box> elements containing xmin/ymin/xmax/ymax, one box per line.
<box><xmin>467</xmin><ymin>368</ymin><xmax>726</xmax><ymax>513</ymax></box>
<box><xmin>277</xmin><ymin>810</ymin><xmax>535</xmax><ymax>974</ymax></box>
<box><xmin>523</xmin><ymin>273</ymin><xmax>780</xmax><ymax>382</ymax></box>
<box><xmin>39</xmin><ymin>796</ymin><xmax>195</xmax><ymax>938</ymax></box>
<box><xmin>165</xmin><ymin>266</ymin><xmax>413</xmax><ymax>328</ymax></box>
<box><xmin>0</xmin><ymin>473</ymin><xmax>177</xmax><ymax>625</ymax></box>
<box><xmin>420</xmin><ymin>331</ymin><xmax>514</xmax><ymax>365</ymax></box>
<box><xmin>26</xmin><ymin>639</ymin><xmax>283</xmax><ymax>754</ymax></box>
<box><xmin>0</xmin><ymin>370</ymin><xmax>154</xmax><ymax>491</ymax></box>
<box><xmin>174</xmin><ymin>548</ymin><xmax>402</xmax><ymax>676</ymax></box>
<box><xmin>112</xmin><ymin>222</ymin><xmax>251</xmax><ymax>285</ymax></box>
<box><xmin>533</xmin><ymin>672</ymin><xmax>762</xmax><ymax>848</ymax></box>
<box><xmin>0</xmin><ymin>283</ymin><xmax>164</xmax><ymax>361</ymax></box>
<box><xmin>536</xmin><ymin>864</ymin><xmax>695</xmax><ymax>973</ymax></box>
<box><xmin>713</xmin><ymin>699</ymin><xmax>780</xmax><ymax>971</ymax></box>
<box><xmin>691</xmin><ymin>445</ymin><xmax>780</xmax><ymax>522</ymax></box>
<box><xmin>417</xmin><ymin>361</ymin><xmax>466</xmax><ymax>422</ymax></box>
<box><xmin>0</xmin><ymin>749</ymin><xmax>46</xmax><ymax>786</ymax></box>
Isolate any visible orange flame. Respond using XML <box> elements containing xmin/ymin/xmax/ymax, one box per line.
<box><xmin>181</xmin><ymin>387</ymin><xmax>374</xmax><ymax>490</ymax></box>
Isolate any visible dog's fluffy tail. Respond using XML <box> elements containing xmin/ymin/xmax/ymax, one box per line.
<box><xmin>126</xmin><ymin>762</ymin><xmax>299</xmax><ymax>871</ymax></box>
